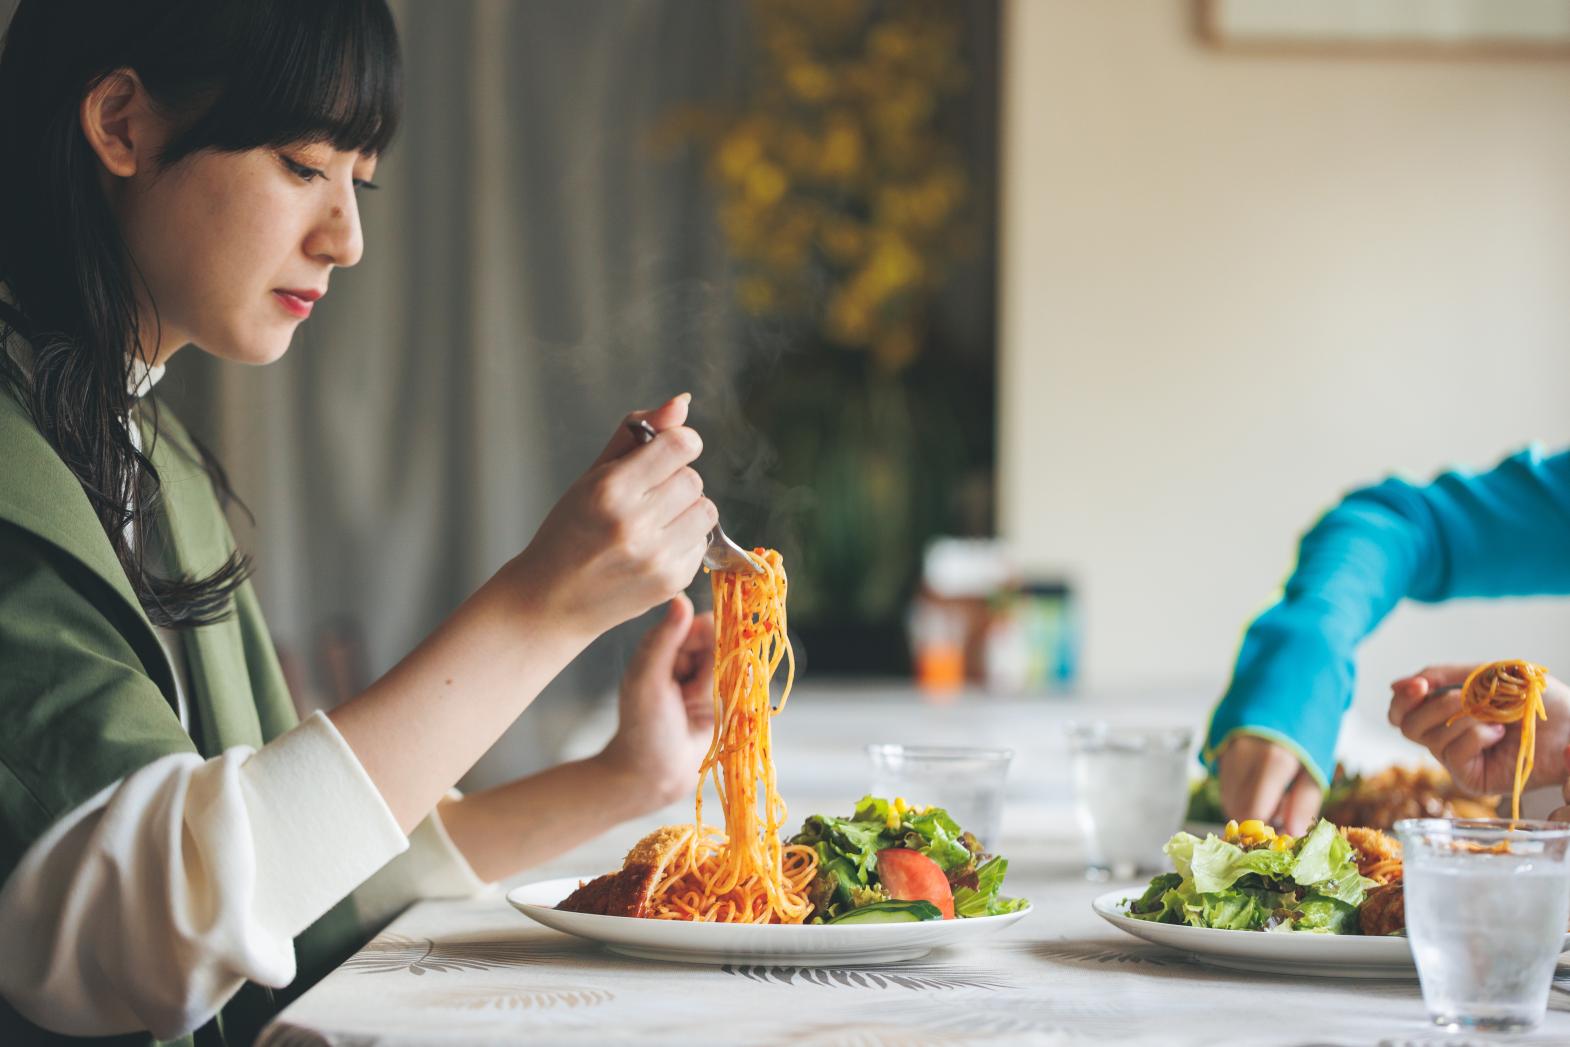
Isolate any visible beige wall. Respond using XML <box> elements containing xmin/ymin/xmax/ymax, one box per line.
<box><xmin>999</xmin><ymin>0</ymin><xmax>1570</xmax><ymax>735</ymax></box>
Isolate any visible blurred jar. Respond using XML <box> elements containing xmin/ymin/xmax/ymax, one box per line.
<box><xmin>908</xmin><ymin>596</ymin><xmax>966</xmax><ymax>698</ymax></box>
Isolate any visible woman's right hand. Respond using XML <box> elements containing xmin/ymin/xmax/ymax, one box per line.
<box><xmin>1217</xmin><ymin>734</ymin><xmax>1323</xmax><ymax>836</ymax></box>
<box><xmin>508</xmin><ymin>394</ymin><xmax>717</xmax><ymax>638</ymax></box>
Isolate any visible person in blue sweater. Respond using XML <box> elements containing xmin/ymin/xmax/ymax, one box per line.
<box><xmin>1207</xmin><ymin>445</ymin><xmax>1570</xmax><ymax>834</ymax></box>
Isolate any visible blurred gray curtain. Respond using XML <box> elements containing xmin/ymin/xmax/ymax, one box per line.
<box><xmin>164</xmin><ymin>0</ymin><xmax>751</xmax><ymax>783</ymax></box>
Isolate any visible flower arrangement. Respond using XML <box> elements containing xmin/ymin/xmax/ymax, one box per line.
<box><xmin>693</xmin><ymin>0</ymin><xmax>975</xmax><ymax>372</ymax></box>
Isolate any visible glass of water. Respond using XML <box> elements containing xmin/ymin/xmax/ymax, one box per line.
<box><xmin>1396</xmin><ymin>818</ymin><xmax>1570</xmax><ymax>1033</ymax></box>
<box><xmin>1066</xmin><ymin>722</ymin><xmax>1193</xmax><ymax>880</ymax></box>
<box><xmin>866</xmin><ymin>745</ymin><xmax>1013</xmax><ymax>849</ymax></box>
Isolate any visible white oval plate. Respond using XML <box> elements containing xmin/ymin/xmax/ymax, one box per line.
<box><xmin>1094</xmin><ymin>890</ymin><xmax>1570</xmax><ymax>980</ymax></box>
<box><xmin>507</xmin><ymin>876</ymin><xmax>1031</xmax><ymax>967</ymax></box>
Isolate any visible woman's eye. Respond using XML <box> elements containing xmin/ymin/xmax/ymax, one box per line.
<box><xmin>281</xmin><ymin>156</ymin><xmax>324</xmax><ymax>183</ymax></box>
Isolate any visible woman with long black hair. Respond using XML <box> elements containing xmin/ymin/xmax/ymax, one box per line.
<box><xmin>0</xmin><ymin>2</ymin><xmax>721</xmax><ymax>1042</ymax></box>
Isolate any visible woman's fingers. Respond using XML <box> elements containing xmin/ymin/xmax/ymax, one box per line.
<box><xmin>645</xmin><ymin>465</ymin><xmax>706</xmax><ymax>527</ymax></box>
<box><xmin>592</xmin><ymin>393</ymin><xmax>693</xmax><ymax>466</ymax></box>
<box><xmin>621</xmin><ymin>427</ymin><xmax>704</xmax><ymax>493</ymax></box>
<box><xmin>1387</xmin><ymin>676</ymin><xmax>1430</xmax><ymax>727</ymax></box>
<box><xmin>678</xmin><ymin>612</ymin><xmax>716</xmax><ymax>708</ymax></box>
<box><xmin>1438</xmin><ymin>724</ymin><xmax>1507</xmax><ymax>783</ymax></box>
<box><xmin>663</xmin><ymin>496</ymin><xmax>719</xmax><ymax>548</ymax></box>
<box><xmin>1218</xmin><ymin>735</ymin><xmax>1302</xmax><ymax>825</ymax></box>
<box><xmin>1419</xmin><ymin>715</ymin><xmax>1500</xmax><ymax>766</ymax></box>
<box><xmin>672</xmin><ymin>608</ymin><xmax>712</xmax><ymax>683</ymax></box>
<box><xmin>1394</xmin><ymin>686</ymin><xmax>1467</xmax><ymax>742</ymax></box>
<box><xmin>1273</xmin><ymin>771</ymin><xmax>1324</xmax><ymax>838</ymax></box>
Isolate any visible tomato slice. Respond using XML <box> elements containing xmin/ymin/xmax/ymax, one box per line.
<box><xmin>875</xmin><ymin>848</ymin><xmax>955</xmax><ymax>919</ymax></box>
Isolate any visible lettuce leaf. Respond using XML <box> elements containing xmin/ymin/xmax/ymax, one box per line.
<box><xmin>1289</xmin><ymin>893</ymin><xmax>1360</xmax><ymax>935</ymax></box>
<box><xmin>1197</xmin><ymin>888</ymin><xmax>1272</xmax><ymax>931</ymax></box>
<box><xmin>952</xmin><ymin>856</ymin><xmax>1030</xmax><ymax>917</ymax></box>
<box><xmin>1130</xmin><ymin>819</ymin><xmax>1369</xmax><ymax>933</ymax></box>
<box><xmin>1183</xmin><ymin>833</ymin><xmax>1296</xmax><ymax>894</ymax></box>
<box><xmin>904</xmin><ymin>809</ymin><xmax>970</xmax><ymax>871</ymax></box>
<box><xmin>1290</xmin><ymin>819</ymin><xmax>1368</xmax><ymax>906</ymax></box>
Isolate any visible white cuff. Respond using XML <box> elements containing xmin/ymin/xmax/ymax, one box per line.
<box><xmin>238</xmin><ymin>711</ymin><xmax>409</xmax><ymax>938</ymax></box>
<box><xmin>349</xmin><ymin>790</ymin><xmax>492</xmax><ymax>930</ymax></box>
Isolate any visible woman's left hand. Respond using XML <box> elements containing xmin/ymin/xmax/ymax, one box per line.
<box><xmin>595</xmin><ymin>595</ymin><xmax>716</xmax><ymax>811</ymax></box>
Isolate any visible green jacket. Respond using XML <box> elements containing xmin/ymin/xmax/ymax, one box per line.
<box><xmin>0</xmin><ymin>386</ymin><xmax>369</xmax><ymax>1046</ymax></box>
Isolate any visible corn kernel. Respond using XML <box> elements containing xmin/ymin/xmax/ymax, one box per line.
<box><xmin>1269</xmin><ymin>834</ymin><xmax>1293</xmax><ymax>852</ymax></box>
<box><xmin>1224</xmin><ymin>819</ymin><xmax>1240</xmax><ymax>841</ymax></box>
<box><xmin>1238</xmin><ymin>818</ymin><xmax>1266</xmax><ymax>838</ymax></box>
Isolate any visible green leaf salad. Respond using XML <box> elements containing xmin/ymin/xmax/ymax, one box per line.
<box><xmin>789</xmin><ymin>795</ymin><xmax>1030</xmax><ymax>923</ymax></box>
<box><xmin>1128</xmin><ymin>819</ymin><xmax>1373</xmax><ymax>934</ymax></box>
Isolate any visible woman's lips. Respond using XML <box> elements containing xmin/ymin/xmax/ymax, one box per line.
<box><xmin>272</xmin><ymin>289</ymin><xmax>319</xmax><ymax>318</ymax></box>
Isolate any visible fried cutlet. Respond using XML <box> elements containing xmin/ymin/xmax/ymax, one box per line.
<box><xmin>556</xmin><ymin>825</ymin><xmax>690</xmax><ymax>918</ymax></box>
<box><xmin>1359</xmin><ymin>881</ymin><xmax>1405</xmax><ymax>936</ymax></box>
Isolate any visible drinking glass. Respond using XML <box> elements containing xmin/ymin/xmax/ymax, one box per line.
<box><xmin>865</xmin><ymin>744</ymin><xmax>1013</xmax><ymax>849</ymax></box>
<box><xmin>1066</xmin><ymin>722</ymin><xmax>1193</xmax><ymax>880</ymax></box>
<box><xmin>1396</xmin><ymin>818</ymin><xmax>1570</xmax><ymax>1033</ymax></box>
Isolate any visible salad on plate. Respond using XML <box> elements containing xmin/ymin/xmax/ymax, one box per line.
<box><xmin>790</xmin><ymin>795</ymin><xmax>1030</xmax><ymax>924</ymax></box>
<box><xmin>1128</xmin><ymin>817</ymin><xmax>1375</xmax><ymax>934</ymax></box>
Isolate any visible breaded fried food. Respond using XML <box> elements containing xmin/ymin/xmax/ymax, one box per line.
<box><xmin>1359</xmin><ymin>881</ymin><xmax>1405</xmax><ymax>936</ymax></box>
<box><xmin>1322</xmin><ymin>765</ymin><xmax>1497</xmax><ymax>830</ymax></box>
<box><xmin>1341</xmin><ymin>825</ymin><xmax>1403</xmax><ymax>884</ymax></box>
<box><xmin>556</xmin><ymin>826</ymin><xmax>691</xmax><ymax>918</ymax></box>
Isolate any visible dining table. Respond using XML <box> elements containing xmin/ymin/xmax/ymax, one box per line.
<box><xmin>258</xmin><ymin>680</ymin><xmax>1570</xmax><ymax>1046</ymax></box>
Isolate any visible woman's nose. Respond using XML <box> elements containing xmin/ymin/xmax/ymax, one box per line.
<box><xmin>305</xmin><ymin>194</ymin><xmax>364</xmax><ymax>268</ymax></box>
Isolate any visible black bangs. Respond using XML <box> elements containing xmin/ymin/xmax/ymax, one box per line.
<box><xmin>159</xmin><ymin>0</ymin><xmax>403</xmax><ymax>162</ymax></box>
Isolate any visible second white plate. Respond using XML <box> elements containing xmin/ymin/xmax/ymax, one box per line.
<box><xmin>1096</xmin><ymin>890</ymin><xmax>1416</xmax><ymax>979</ymax></box>
<box><xmin>1094</xmin><ymin>890</ymin><xmax>1570</xmax><ymax>979</ymax></box>
<box><xmin>508</xmin><ymin>876</ymin><xmax>1031</xmax><ymax>967</ymax></box>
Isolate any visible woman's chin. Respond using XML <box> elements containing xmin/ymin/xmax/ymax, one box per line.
<box><xmin>203</xmin><ymin>329</ymin><xmax>297</xmax><ymax>366</ymax></box>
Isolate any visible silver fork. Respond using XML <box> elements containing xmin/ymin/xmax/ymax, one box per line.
<box><xmin>626</xmin><ymin>419</ymin><xmax>762</xmax><ymax>574</ymax></box>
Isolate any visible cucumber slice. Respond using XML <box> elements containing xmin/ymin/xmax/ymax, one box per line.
<box><xmin>826</xmin><ymin>900</ymin><xmax>944</xmax><ymax>925</ymax></box>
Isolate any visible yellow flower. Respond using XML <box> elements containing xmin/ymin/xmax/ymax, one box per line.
<box><xmin>866</xmin><ymin>235</ymin><xmax>923</xmax><ymax>296</ymax></box>
<box><xmin>745</xmin><ymin>162</ymin><xmax>788</xmax><ymax>207</ymax></box>
<box><xmin>826</xmin><ymin>289</ymin><xmax>872</xmax><ymax>345</ymax></box>
<box><xmin>786</xmin><ymin>61</ymin><xmax>834</xmax><ymax>103</ymax></box>
<box><xmin>818</xmin><ymin>115</ymin><xmax>864</xmax><ymax>181</ymax></box>
<box><xmin>716</xmin><ymin>131</ymin><xmax>764</xmax><ymax>184</ymax></box>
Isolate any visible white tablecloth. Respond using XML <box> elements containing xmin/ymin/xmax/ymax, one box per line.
<box><xmin>259</xmin><ymin>683</ymin><xmax>1570</xmax><ymax>1046</ymax></box>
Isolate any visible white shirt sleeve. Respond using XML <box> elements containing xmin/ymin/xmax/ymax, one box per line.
<box><xmin>0</xmin><ymin>711</ymin><xmax>482</xmax><ymax>1040</ymax></box>
<box><xmin>349</xmin><ymin>790</ymin><xmax>493</xmax><ymax>931</ymax></box>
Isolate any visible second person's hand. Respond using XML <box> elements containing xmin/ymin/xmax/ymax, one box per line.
<box><xmin>1217</xmin><ymin>733</ymin><xmax>1323</xmax><ymax>836</ymax></box>
<box><xmin>1388</xmin><ymin>664</ymin><xmax>1570</xmax><ymax>796</ymax></box>
<box><xmin>507</xmin><ymin>394</ymin><xmax>718</xmax><ymax>639</ymax></box>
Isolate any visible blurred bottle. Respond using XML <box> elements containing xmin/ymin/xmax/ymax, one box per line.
<box><xmin>910</xmin><ymin>537</ymin><xmax>1017</xmax><ymax>698</ymax></box>
<box><xmin>982</xmin><ymin>593</ymin><xmax>1030</xmax><ymax>694</ymax></box>
<box><xmin>1021</xmin><ymin>580</ymin><xmax>1077</xmax><ymax>694</ymax></box>
<box><xmin>908</xmin><ymin>596</ymin><xmax>967</xmax><ymax>699</ymax></box>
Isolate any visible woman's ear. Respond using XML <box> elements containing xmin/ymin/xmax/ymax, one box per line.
<box><xmin>79</xmin><ymin>69</ymin><xmax>156</xmax><ymax>179</ymax></box>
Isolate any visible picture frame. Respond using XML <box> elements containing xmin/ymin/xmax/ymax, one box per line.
<box><xmin>1197</xmin><ymin>0</ymin><xmax>1570</xmax><ymax>59</ymax></box>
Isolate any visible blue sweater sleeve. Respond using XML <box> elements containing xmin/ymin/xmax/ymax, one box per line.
<box><xmin>1205</xmin><ymin>445</ymin><xmax>1570</xmax><ymax>787</ymax></box>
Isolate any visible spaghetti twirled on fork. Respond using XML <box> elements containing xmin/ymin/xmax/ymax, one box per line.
<box><xmin>1449</xmin><ymin>659</ymin><xmax>1549</xmax><ymax>823</ymax></box>
<box><xmin>647</xmin><ymin>549</ymin><xmax>817</xmax><ymax>923</ymax></box>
